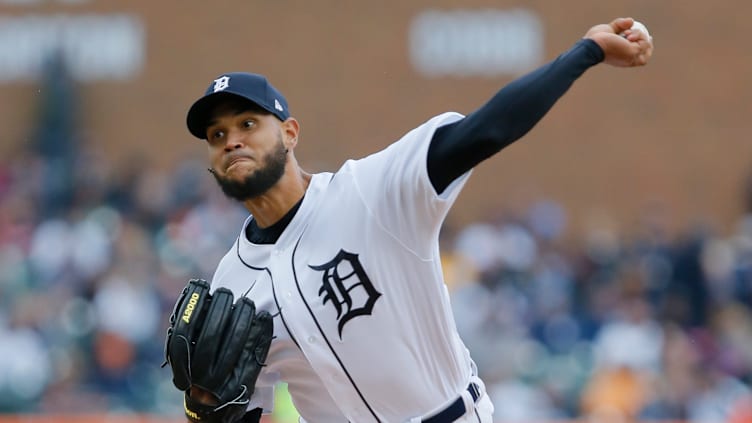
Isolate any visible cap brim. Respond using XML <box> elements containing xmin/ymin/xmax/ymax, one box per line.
<box><xmin>186</xmin><ymin>91</ymin><xmax>252</xmax><ymax>139</ymax></box>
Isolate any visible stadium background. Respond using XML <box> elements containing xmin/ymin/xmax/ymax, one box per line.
<box><xmin>0</xmin><ymin>0</ymin><xmax>750</xmax><ymax>422</ymax></box>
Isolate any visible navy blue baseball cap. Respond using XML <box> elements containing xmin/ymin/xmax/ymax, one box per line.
<box><xmin>186</xmin><ymin>72</ymin><xmax>290</xmax><ymax>139</ymax></box>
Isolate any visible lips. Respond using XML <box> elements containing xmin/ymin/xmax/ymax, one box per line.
<box><xmin>225</xmin><ymin>155</ymin><xmax>251</xmax><ymax>170</ymax></box>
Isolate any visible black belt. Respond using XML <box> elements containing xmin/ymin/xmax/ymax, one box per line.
<box><xmin>422</xmin><ymin>383</ymin><xmax>481</xmax><ymax>423</ymax></box>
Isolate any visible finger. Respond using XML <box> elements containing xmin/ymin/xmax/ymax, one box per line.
<box><xmin>193</xmin><ymin>288</ymin><xmax>235</xmax><ymax>386</ymax></box>
<box><xmin>633</xmin><ymin>40</ymin><xmax>652</xmax><ymax>66</ymax></box>
<box><xmin>636</xmin><ymin>37</ymin><xmax>654</xmax><ymax>62</ymax></box>
<box><xmin>204</xmin><ymin>296</ymin><xmax>258</xmax><ymax>403</ymax></box>
<box><xmin>610</xmin><ymin>17</ymin><xmax>634</xmax><ymax>34</ymax></box>
<box><xmin>234</xmin><ymin>309</ymin><xmax>274</xmax><ymax>397</ymax></box>
<box><xmin>626</xmin><ymin>28</ymin><xmax>649</xmax><ymax>43</ymax></box>
<box><xmin>169</xmin><ymin>279</ymin><xmax>212</xmax><ymax>390</ymax></box>
<box><xmin>171</xmin><ymin>280</ymin><xmax>212</xmax><ymax>341</ymax></box>
<box><xmin>215</xmin><ymin>297</ymin><xmax>256</xmax><ymax>379</ymax></box>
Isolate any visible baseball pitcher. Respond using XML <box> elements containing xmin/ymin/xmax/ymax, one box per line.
<box><xmin>163</xmin><ymin>17</ymin><xmax>654</xmax><ymax>423</ymax></box>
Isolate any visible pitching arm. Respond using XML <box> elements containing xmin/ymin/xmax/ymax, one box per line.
<box><xmin>427</xmin><ymin>38</ymin><xmax>604</xmax><ymax>194</ymax></box>
<box><xmin>427</xmin><ymin>17</ymin><xmax>654</xmax><ymax>195</ymax></box>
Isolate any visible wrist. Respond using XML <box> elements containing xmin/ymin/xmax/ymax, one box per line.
<box><xmin>579</xmin><ymin>37</ymin><xmax>606</xmax><ymax>63</ymax></box>
<box><xmin>584</xmin><ymin>33</ymin><xmax>608</xmax><ymax>55</ymax></box>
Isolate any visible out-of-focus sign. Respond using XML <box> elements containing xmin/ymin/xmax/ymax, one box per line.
<box><xmin>0</xmin><ymin>0</ymin><xmax>88</xmax><ymax>4</ymax></box>
<box><xmin>0</xmin><ymin>14</ymin><xmax>145</xmax><ymax>82</ymax></box>
<box><xmin>409</xmin><ymin>8</ymin><xmax>543</xmax><ymax>77</ymax></box>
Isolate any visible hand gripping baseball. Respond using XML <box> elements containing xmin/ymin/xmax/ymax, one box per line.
<box><xmin>585</xmin><ymin>17</ymin><xmax>654</xmax><ymax>67</ymax></box>
<box><xmin>163</xmin><ymin>279</ymin><xmax>274</xmax><ymax>423</ymax></box>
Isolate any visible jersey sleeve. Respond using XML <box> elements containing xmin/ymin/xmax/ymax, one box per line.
<box><xmin>348</xmin><ymin>112</ymin><xmax>469</xmax><ymax>258</ymax></box>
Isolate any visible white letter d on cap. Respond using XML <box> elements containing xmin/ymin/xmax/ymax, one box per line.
<box><xmin>213</xmin><ymin>76</ymin><xmax>230</xmax><ymax>92</ymax></box>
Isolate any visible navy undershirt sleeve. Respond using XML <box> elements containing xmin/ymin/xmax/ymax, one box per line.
<box><xmin>427</xmin><ymin>38</ymin><xmax>605</xmax><ymax>194</ymax></box>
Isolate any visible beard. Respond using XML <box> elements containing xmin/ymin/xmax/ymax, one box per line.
<box><xmin>211</xmin><ymin>132</ymin><xmax>288</xmax><ymax>201</ymax></box>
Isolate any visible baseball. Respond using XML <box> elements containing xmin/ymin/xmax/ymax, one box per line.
<box><xmin>624</xmin><ymin>20</ymin><xmax>650</xmax><ymax>39</ymax></box>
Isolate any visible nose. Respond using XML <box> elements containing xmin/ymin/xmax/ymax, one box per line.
<box><xmin>223</xmin><ymin>130</ymin><xmax>244</xmax><ymax>151</ymax></box>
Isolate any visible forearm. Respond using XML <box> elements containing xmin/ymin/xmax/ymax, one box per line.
<box><xmin>427</xmin><ymin>38</ymin><xmax>605</xmax><ymax>193</ymax></box>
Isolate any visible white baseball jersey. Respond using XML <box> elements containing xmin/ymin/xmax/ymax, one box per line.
<box><xmin>210</xmin><ymin>112</ymin><xmax>492</xmax><ymax>422</ymax></box>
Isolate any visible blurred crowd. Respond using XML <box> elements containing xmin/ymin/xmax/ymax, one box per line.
<box><xmin>447</xmin><ymin>200</ymin><xmax>752</xmax><ymax>422</ymax></box>
<box><xmin>1</xmin><ymin>65</ymin><xmax>751</xmax><ymax>423</ymax></box>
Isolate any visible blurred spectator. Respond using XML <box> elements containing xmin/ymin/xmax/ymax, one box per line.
<box><xmin>0</xmin><ymin>319</ymin><xmax>52</xmax><ymax>412</ymax></box>
<box><xmin>580</xmin><ymin>266</ymin><xmax>663</xmax><ymax>421</ymax></box>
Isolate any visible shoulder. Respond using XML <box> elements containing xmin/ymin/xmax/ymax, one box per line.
<box><xmin>348</xmin><ymin>112</ymin><xmax>467</xmax><ymax>164</ymax></box>
<box><xmin>377</xmin><ymin>112</ymin><xmax>467</xmax><ymax>159</ymax></box>
<box><xmin>323</xmin><ymin>113</ymin><xmax>467</xmax><ymax>187</ymax></box>
<box><xmin>402</xmin><ymin>112</ymin><xmax>466</xmax><ymax>139</ymax></box>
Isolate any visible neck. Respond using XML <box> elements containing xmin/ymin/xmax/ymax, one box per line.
<box><xmin>242</xmin><ymin>164</ymin><xmax>311</xmax><ymax>228</ymax></box>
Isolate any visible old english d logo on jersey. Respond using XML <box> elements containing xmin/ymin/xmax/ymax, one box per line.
<box><xmin>310</xmin><ymin>249</ymin><xmax>381</xmax><ymax>339</ymax></box>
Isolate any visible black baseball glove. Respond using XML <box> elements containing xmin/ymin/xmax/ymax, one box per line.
<box><xmin>163</xmin><ymin>279</ymin><xmax>274</xmax><ymax>423</ymax></box>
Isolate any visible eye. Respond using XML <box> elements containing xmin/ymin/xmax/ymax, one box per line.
<box><xmin>242</xmin><ymin>119</ymin><xmax>255</xmax><ymax>129</ymax></box>
<box><xmin>210</xmin><ymin>129</ymin><xmax>225</xmax><ymax>141</ymax></box>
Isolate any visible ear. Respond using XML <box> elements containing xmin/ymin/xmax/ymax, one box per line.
<box><xmin>280</xmin><ymin>118</ymin><xmax>300</xmax><ymax>151</ymax></box>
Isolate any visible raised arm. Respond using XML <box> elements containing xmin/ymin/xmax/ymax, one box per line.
<box><xmin>427</xmin><ymin>17</ymin><xmax>654</xmax><ymax>194</ymax></box>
